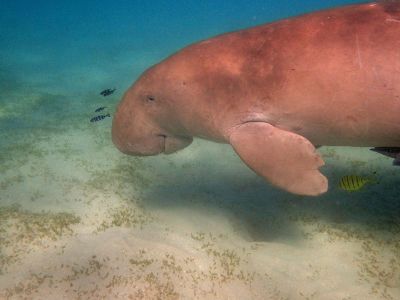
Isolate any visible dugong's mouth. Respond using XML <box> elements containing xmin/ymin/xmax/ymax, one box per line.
<box><xmin>114</xmin><ymin>133</ymin><xmax>193</xmax><ymax>156</ymax></box>
<box><xmin>163</xmin><ymin>134</ymin><xmax>193</xmax><ymax>154</ymax></box>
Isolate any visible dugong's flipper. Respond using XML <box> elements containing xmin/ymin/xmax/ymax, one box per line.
<box><xmin>230</xmin><ymin>122</ymin><xmax>328</xmax><ymax>196</ymax></box>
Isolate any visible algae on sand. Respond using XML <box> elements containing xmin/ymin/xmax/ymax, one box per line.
<box><xmin>0</xmin><ymin>205</ymin><xmax>80</xmax><ymax>274</ymax></box>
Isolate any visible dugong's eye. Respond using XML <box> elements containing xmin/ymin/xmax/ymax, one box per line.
<box><xmin>146</xmin><ymin>95</ymin><xmax>155</xmax><ymax>102</ymax></box>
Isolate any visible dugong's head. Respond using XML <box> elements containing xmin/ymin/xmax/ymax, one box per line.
<box><xmin>112</xmin><ymin>61</ymin><xmax>194</xmax><ymax>156</ymax></box>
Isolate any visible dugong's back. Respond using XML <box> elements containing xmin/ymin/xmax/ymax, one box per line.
<box><xmin>172</xmin><ymin>2</ymin><xmax>400</xmax><ymax>146</ymax></box>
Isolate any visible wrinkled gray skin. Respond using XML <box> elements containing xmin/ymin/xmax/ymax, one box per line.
<box><xmin>112</xmin><ymin>2</ymin><xmax>400</xmax><ymax>196</ymax></box>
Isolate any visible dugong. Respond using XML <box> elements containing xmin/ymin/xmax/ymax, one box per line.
<box><xmin>112</xmin><ymin>2</ymin><xmax>400</xmax><ymax>196</ymax></box>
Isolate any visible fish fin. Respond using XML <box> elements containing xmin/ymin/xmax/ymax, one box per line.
<box><xmin>229</xmin><ymin>122</ymin><xmax>327</xmax><ymax>196</ymax></box>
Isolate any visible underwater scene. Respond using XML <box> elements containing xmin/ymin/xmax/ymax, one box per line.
<box><xmin>1</xmin><ymin>0</ymin><xmax>399</xmax><ymax>299</ymax></box>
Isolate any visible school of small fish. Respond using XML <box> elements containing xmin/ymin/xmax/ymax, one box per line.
<box><xmin>90</xmin><ymin>88</ymin><xmax>116</xmax><ymax>123</ymax></box>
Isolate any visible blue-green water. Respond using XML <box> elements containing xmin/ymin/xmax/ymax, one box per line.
<box><xmin>0</xmin><ymin>1</ymin><xmax>399</xmax><ymax>299</ymax></box>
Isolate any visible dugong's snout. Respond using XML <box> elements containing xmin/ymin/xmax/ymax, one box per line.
<box><xmin>112</xmin><ymin>130</ymin><xmax>193</xmax><ymax>156</ymax></box>
<box><xmin>112</xmin><ymin>114</ymin><xmax>193</xmax><ymax>156</ymax></box>
<box><xmin>112</xmin><ymin>131</ymin><xmax>165</xmax><ymax>156</ymax></box>
<box><xmin>111</xmin><ymin>117</ymin><xmax>161</xmax><ymax>156</ymax></box>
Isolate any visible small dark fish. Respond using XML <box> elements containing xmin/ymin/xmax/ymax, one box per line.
<box><xmin>370</xmin><ymin>147</ymin><xmax>400</xmax><ymax>166</ymax></box>
<box><xmin>90</xmin><ymin>113</ymin><xmax>111</xmax><ymax>123</ymax></box>
<box><xmin>95</xmin><ymin>106</ymin><xmax>107</xmax><ymax>112</ymax></box>
<box><xmin>100</xmin><ymin>88</ymin><xmax>116</xmax><ymax>96</ymax></box>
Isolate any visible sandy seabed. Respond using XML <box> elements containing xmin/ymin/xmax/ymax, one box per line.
<box><xmin>0</xmin><ymin>111</ymin><xmax>399</xmax><ymax>300</ymax></box>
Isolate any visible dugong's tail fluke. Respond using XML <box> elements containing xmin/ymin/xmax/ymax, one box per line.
<box><xmin>370</xmin><ymin>147</ymin><xmax>400</xmax><ymax>166</ymax></box>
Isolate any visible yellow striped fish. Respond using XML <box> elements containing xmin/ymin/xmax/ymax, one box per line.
<box><xmin>338</xmin><ymin>175</ymin><xmax>375</xmax><ymax>192</ymax></box>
